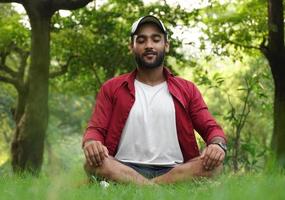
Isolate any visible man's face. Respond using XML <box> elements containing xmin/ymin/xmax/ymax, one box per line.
<box><xmin>131</xmin><ymin>23</ymin><xmax>169</xmax><ymax>69</ymax></box>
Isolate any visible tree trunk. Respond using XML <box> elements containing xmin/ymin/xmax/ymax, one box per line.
<box><xmin>11</xmin><ymin>8</ymin><xmax>51</xmax><ymax>173</ymax></box>
<box><xmin>267</xmin><ymin>0</ymin><xmax>285</xmax><ymax>168</ymax></box>
<box><xmin>14</xmin><ymin>86</ymin><xmax>27</xmax><ymax>123</ymax></box>
<box><xmin>270</xmin><ymin>57</ymin><xmax>285</xmax><ymax>167</ymax></box>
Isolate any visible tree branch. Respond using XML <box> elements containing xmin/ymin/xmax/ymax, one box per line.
<box><xmin>259</xmin><ymin>37</ymin><xmax>270</xmax><ymax>59</ymax></box>
<box><xmin>0</xmin><ymin>63</ymin><xmax>18</xmax><ymax>77</ymax></box>
<box><xmin>49</xmin><ymin>55</ymin><xmax>77</xmax><ymax>79</ymax></box>
<box><xmin>226</xmin><ymin>38</ymin><xmax>260</xmax><ymax>51</ymax></box>
<box><xmin>52</xmin><ymin>0</ymin><xmax>92</xmax><ymax>12</ymax></box>
<box><xmin>18</xmin><ymin>51</ymin><xmax>29</xmax><ymax>80</ymax></box>
<box><xmin>0</xmin><ymin>75</ymin><xmax>17</xmax><ymax>85</ymax></box>
<box><xmin>0</xmin><ymin>51</ymin><xmax>18</xmax><ymax>77</ymax></box>
<box><xmin>0</xmin><ymin>42</ymin><xmax>30</xmax><ymax>78</ymax></box>
<box><xmin>0</xmin><ymin>0</ymin><xmax>22</xmax><ymax>3</ymax></box>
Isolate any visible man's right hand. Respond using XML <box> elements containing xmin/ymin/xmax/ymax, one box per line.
<box><xmin>83</xmin><ymin>140</ymin><xmax>109</xmax><ymax>167</ymax></box>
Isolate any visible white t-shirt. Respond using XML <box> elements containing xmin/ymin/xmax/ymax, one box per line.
<box><xmin>115</xmin><ymin>80</ymin><xmax>183</xmax><ymax>166</ymax></box>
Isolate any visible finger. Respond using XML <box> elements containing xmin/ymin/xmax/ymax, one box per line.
<box><xmin>84</xmin><ymin>141</ymin><xmax>97</xmax><ymax>165</ymax></box>
<box><xmin>87</xmin><ymin>144</ymin><xmax>98</xmax><ymax>166</ymax></box>
<box><xmin>97</xmin><ymin>144</ymin><xmax>106</xmax><ymax>163</ymax></box>
<box><xmin>205</xmin><ymin>148</ymin><xmax>215</xmax><ymax>170</ymax></box>
<box><xmin>202</xmin><ymin>148</ymin><xmax>208</xmax><ymax>167</ymax></box>
<box><xmin>103</xmin><ymin>146</ymin><xmax>109</xmax><ymax>157</ymax></box>
<box><xmin>215</xmin><ymin>153</ymin><xmax>223</xmax><ymax>167</ymax></box>
<box><xmin>209</xmin><ymin>151</ymin><xmax>220</xmax><ymax>170</ymax></box>
<box><xmin>216</xmin><ymin>151</ymin><xmax>226</xmax><ymax>167</ymax></box>
<box><xmin>93</xmin><ymin>145</ymin><xmax>103</xmax><ymax>166</ymax></box>
<box><xmin>84</xmin><ymin>149</ymin><xmax>93</xmax><ymax>166</ymax></box>
<box><xmin>203</xmin><ymin>147</ymin><xmax>213</xmax><ymax>169</ymax></box>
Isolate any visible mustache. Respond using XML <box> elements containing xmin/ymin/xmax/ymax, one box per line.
<box><xmin>142</xmin><ymin>50</ymin><xmax>158</xmax><ymax>56</ymax></box>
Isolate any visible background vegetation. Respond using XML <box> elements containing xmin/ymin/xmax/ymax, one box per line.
<box><xmin>0</xmin><ymin>0</ymin><xmax>284</xmax><ymax>198</ymax></box>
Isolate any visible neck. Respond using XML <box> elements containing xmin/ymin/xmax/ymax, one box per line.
<box><xmin>136</xmin><ymin>66</ymin><xmax>165</xmax><ymax>86</ymax></box>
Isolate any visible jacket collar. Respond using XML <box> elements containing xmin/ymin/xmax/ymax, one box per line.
<box><xmin>124</xmin><ymin>66</ymin><xmax>174</xmax><ymax>96</ymax></box>
<box><xmin>123</xmin><ymin>66</ymin><xmax>186</xmax><ymax>108</ymax></box>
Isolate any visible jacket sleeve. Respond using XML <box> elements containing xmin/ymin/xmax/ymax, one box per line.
<box><xmin>188</xmin><ymin>84</ymin><xmax>226</xmax><ymax>144</ymax></box>
<box><xmin>82</xmin><ymin>84</ymin><xmax>113</xmax><ymax>147</ymax></box>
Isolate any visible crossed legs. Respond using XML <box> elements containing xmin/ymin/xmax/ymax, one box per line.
<box><xmin>152</xmin><ymin>157</ymin><xmax>223</xmax><ymax>184</ymax></box>
<box><xmin>84</xmin><ymin>156</ymin><xmax>223</xmax><ymax>185</ymax></box>
<box><xmin>84</xmin><ymin>157</ymin><xmax>152</xmax><ymax>185</ymax></box>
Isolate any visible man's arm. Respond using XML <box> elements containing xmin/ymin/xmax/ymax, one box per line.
<box><xmin>82</xmin><ymin>84</ymin><xmax>113</xmax><ymax>166</ymax></box>
<box><xmin>188</xmin><ymin>84</ymin><xmax>226</xmax><ymax>143</ymax></box>
<box><xmin>188</xmin><ymin>84</ymin><xmax>227</xmax><ymax>170</ymax></box>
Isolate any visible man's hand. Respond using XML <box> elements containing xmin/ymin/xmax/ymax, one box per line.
<box><xmin>83</xmin><ymin>140</ymin><xmax>109</xmax><ymax>167</ymax></box>
<box><xmin>201</xmin><ymin>144</ymin><xmax>225</xmax><ymax>170</ymax></box>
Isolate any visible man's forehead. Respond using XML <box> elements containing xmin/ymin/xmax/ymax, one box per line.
<box><xmin>135</xmin><ymin>33</ymin><xmax>163</xmax><ymax>38</ymax></box>
<box><xmin>134</xmin><ymin>23</ymin><xmax>164</xmax><ymax>36</ymax></box>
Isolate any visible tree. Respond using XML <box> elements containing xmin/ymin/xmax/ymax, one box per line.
<box><xmin>0</xmin><ymin>0</ymin><xmax>92</xmax><ymax>173</ymax></box>
<box><xmin>49</xmin><ymin>0</ymin><xmax>191</xmax><ymax>93</ymax></box>
<box><xmin>198</xmin><ymin>0</ymin><xmax>285</xmax><ymax>167</ymax></box>
<box><xmin>266</xmin><ymin>0</ymin><xmax>285</xmax><ymax>167</ymax></box>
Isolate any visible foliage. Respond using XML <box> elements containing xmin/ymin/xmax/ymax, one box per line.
<box><xmin>0</xmin><ymin>84</ymin><xmax>16</xmax><ymax>166</ymax></box>
<box><xmin>185</xmin><ymin>52</ymin><xmax>273</xmax><ymax>171</ymax></box>
<box><xmin>183</xmin><ymin>0</ymin><xmax>277</xmax><ymax>170</ymax></box>
<box><xmin>0</xmin><ymin>4</ymin><xmax>30</xmax><ymax>82</ymax></box>
<box><xmin>50</xmin><ymin>0</ymin><xmax>192</xmax><ymax>94</ymax></box>
<box><xmin>0</xmin><ymin>4</ymin><xmax>29</xmax><ymax>52</ymax></box>
<box><xmin>198</xmin><ymin>0</ymin><xmax>268</xmax><ymax>58</ymax></box>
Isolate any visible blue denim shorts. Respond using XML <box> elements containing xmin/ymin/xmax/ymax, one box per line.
<box><xmin>120</xmin><ymin>161</ymin><xmax>174</xmax><ymax>179</ymax></box>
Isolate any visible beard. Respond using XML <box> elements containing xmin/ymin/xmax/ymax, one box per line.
<box><xmin>134</xmin><ymin>50</ymin><xmax>165</xmax><ymax>69</ymax></box>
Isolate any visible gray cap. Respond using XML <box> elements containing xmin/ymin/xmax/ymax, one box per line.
<box><xmin>131</xmin><ymin>15</ymin><xmax>167</xmax><ymax>37</ymax></box>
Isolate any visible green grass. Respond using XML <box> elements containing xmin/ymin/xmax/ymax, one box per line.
<box><xmin>1</xmin><ymin>136</ymin><xmax>283</xmax><ymax>200</ymax></box>
<box><xmin>1</xmin><ymin>166</ymin><xmax>285</xmax><ymax>200</ymax></box>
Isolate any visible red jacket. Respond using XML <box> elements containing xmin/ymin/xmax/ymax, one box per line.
<box><xmin>83</xmin><ymin>67</ymin><xmax>226</xmax><ymax>162</ymax></box>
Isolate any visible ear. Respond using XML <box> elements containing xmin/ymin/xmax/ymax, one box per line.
<box><xmin>128</xmin><ymin>43</ymin><xmax>134</xmax><ymax>53</ymax></box>
<box><xmin>165</xmin><ymin>41</ymin><xmax>170</xmax><ymax>53</ymax></box>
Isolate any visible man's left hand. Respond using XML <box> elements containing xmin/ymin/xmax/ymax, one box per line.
<box><xmin>201</xmin><ymin>144</ymin><xmax>225</xmax><ymax>170</ymax></box>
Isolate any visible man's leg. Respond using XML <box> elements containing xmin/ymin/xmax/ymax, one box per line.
<box><xmin>84</xmin><ymin>157</ymin><xmax>153</xmax><ymax>185</ymax></box>
<box><xmin>152</xmin><ymin>156</ymin><xmax>223</xmax><ymax>184</ymax></box>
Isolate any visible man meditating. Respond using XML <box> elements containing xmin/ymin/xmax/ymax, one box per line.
<box><xmin>82</xmin><ymin>15</ymin><xmax>227</xmax><ymax>185</ymax></box>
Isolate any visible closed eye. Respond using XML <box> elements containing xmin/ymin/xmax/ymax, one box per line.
<box><xmin>152</xmin><ymin>35</ymin><xmax>162</xmax><ymax>43</ymax></box>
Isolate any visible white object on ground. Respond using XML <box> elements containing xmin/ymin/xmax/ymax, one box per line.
<box><xmin>100</xmin><ymin>180</ymin><xmax>110</xmax><ymax>188</ymax></box>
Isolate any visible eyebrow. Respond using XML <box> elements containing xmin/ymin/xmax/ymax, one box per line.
<box><xmin>136</xmin><ymin>33</ymin><xmax>162</xmax><ymax>39</ymax></box>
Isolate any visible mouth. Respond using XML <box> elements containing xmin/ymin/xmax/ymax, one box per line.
<box><xmin>143</xmin><ymin>51</ymin><xmax>157</xmax><ymax>59</ymax></box>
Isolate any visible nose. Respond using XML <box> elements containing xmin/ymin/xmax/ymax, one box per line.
<box><xmin>145</xmin><ymin>38</ymin><xmax>154</xmax><ymax>49</ymax></box>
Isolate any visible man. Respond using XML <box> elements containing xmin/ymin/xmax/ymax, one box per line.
<box><xmin>83</xmin><ymin>15</ymin><xmax>227</xmax><ymax>185</ymax></box>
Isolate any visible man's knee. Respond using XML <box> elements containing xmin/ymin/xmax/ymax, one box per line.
<box><xmin>185</xmin><ymin>156</ymin><xmax>223</xmax><ymax>178</ymax></box>
<box><xmin>200</xmin><ymin>163</ymin><xmax>223</xmax><ymax>178</ymax></box>
<box><xmin>210</xmin><ymin>163</ymin><xmax>223</xmax><ymax>177</ymax></box>
<box><xmin>84</xmin><ymin>158</ymin><xmax>113</xmax><ymax>178</ymax></box>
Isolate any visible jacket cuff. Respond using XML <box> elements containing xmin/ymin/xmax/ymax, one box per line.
<box><xmin>206</xmin><ymin>131</ymin><xmax>227</xmax><ymax>145</ymax></box>
<box><xmin>82</xmin><ymin>132</ymin><xmax>105</xmax><ymax>148</ymax></box>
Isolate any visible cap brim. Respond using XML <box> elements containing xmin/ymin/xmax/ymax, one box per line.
<box><xmin>131</xmin><ymin>15</ymin><xmax>167</xmax><ymax>36</ymax></box>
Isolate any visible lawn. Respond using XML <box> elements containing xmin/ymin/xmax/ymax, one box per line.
<box><xmin>1</xmin><ymin>136</ymin><xmax>283</xmax><ymax>200</ymax></box>
<box><xmin>1</xmin><ymin>166</ymin><xmax>284</xmax><ymax>200</ymax></box>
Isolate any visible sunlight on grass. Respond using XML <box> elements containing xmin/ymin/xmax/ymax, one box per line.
<box><xmin>0</xmin><ymin>153</ymin><xmax>8</xmax><ymax>166</ymax></box>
